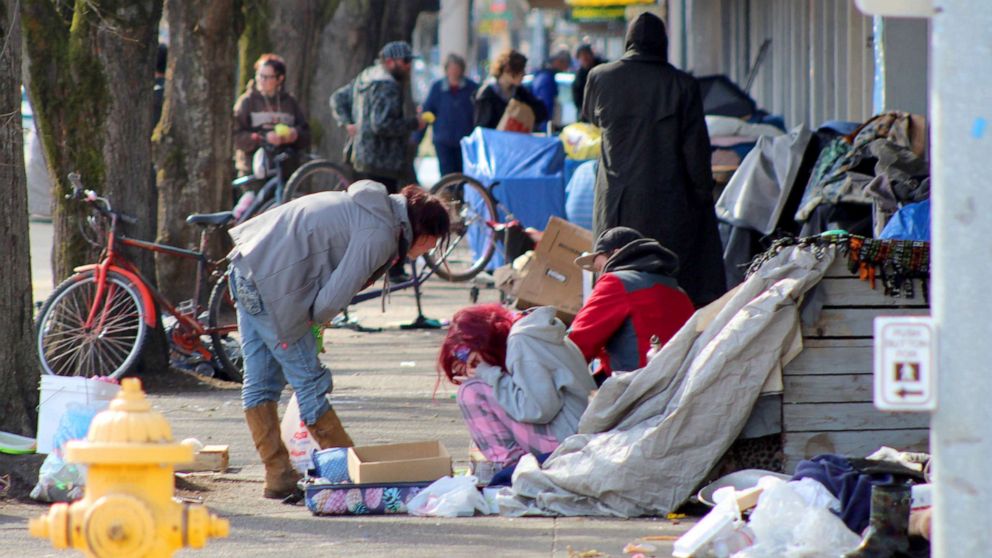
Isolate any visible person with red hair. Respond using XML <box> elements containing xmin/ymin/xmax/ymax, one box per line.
<box><xmin>438</xmin><ymin>305</ymin><xmax>597</xmax><ymax>468</ymax></box>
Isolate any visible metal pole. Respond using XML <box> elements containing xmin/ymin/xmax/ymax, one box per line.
<box><xmin>929</xmin><ymin>1</ymin><xmax>992</xmax><ymax>554</ymax></box>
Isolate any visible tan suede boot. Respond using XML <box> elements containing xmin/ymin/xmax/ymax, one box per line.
<box><xmin>244</xmin><ymin>401</ymin><xmax>302</xmax><ymax>499</ymax></box>
<box><xmin>307</xmin><ymin>408</ymin><xmax>355</xmax><ymax>449</ymax></box>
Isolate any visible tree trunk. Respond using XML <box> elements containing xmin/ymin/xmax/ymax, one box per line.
<box><xmin>23</xmin><ymin>0</ymin><xmax>168</xmax><ymax>373</ymax></box>
<box><xmin>154</xmin><ymin>0</ymin><xmax>241</xmax><ymax>304</ymax></box>
<box><xmin>242</xmin><ymin>0</ymin><xmax>437</xmax><ymax>162</ymax></box>
<box><xmin>0</xmin><ymin>0</ymin><xmax>40</xmax><ymax>435</ymax></box>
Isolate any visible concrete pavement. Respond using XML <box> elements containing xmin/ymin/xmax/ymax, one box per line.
<box><xmin>1</xmin><ymin>221</ymin><xmax>696</xmax><ymax>557</ymax></box>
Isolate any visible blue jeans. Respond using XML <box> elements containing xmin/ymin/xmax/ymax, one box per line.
<box><xmin>231</xmin><ymin>266</ymin><xmax>332</xmax><ymax>425</ymax></box>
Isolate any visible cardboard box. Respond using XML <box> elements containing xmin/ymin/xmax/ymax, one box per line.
<box><xmin>347</xmin><ymin>440</ymin><xmax>452</xmax><ymax>484</ymax></box>
<box><xmin>515</xmin><ymin>217</ymin><xmax>593</xmax><ymax>323</ymax></box>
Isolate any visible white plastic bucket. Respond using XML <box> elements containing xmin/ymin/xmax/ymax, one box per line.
<box><xmin>36</xmin><ymin>376</ymin><xmax>119</xmax><ymax>454</ymax></box>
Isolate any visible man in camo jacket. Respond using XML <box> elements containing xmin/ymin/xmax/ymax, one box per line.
<box><xmin>331</xmin><ymin>41</ymin><xmax>427</xmax><ymax>194</ymax></box>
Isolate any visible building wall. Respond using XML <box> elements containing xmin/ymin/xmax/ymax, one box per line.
<box><xmin>681</xmin><ymin>0</ymin><xmax>879</xmax><ymax>129</ymax></box>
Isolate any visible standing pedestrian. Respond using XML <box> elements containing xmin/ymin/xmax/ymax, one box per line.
<box><xmin>331</xmin><ymin>41</ymin><xmax>426</xmax><ymax>193</ymax></box>
<box><xmin>473</xmin><ymin>49</ymin><xmax>547</xmax><ymax>131</ymax></box>
<box><xmin>229</xmin><ymin>181</ymin><xmax>449</xmax><ymax>499</ymax></box>
<box><xmin>331</xmin><ymin>41</ymin><xmax>427</xmax><ymax>281</ymax></box>
<box><xmin>582</xmin><ymin>13</ymin><xmax>726</xmax><ymax>307</ymax></box>
<box><xmin>528</xmin><ymin>49</ymin><xmax>571</xmax><ymax>131</ymax></box>
<box><xmin>572</xmin><ymin>44</ymin><xmax>604</xmax><ymax>118</ymax></box>
<box><xmin>233</xmin><ymin>53</ymin><xmax>310</xmax><ymax>178</ymax></box>
<box><xmin>421</xmin><ymin>54</ymin><xmax>478</xmax><ymax>176</ymax></box>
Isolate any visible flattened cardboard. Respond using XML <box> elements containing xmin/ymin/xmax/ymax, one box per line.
<box><xmin>516</xmin><ymin>217</ymin><xmax>593</xmax><ymax>323</ymax></box>
<box><xmin>347</xmin><ymin>440</ymin><xmax>452</xmax><ymax>484</ymax></box>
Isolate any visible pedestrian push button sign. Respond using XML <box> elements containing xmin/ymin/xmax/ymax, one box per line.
<box><xmin>873</xmin><ymin>316</ymin><xmax>935</xmax><ymax>412</ymax></box>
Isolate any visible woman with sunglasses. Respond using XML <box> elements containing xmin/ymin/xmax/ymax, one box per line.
<box><xmin>438</xmin><ymin>304</ymin><xmax>597</xmax><ymax>469</ymax></box>
<box><xmin>233</xmin><ymin>53</ymin><xmax>310</xmax><ymax>178</ymax></box>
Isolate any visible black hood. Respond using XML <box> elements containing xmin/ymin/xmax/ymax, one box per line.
<box><xmin>604</xmin><ymin>238</ymin><xmax>680</xmax><ymax>276</ymax></box>
<box><xmin>623</xmin><ymin>12</ymin><xmax>669</xmax><ymax>63</ymax></box>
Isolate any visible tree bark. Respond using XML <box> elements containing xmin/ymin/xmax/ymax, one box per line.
<box><xmin>0</xmin><ymin>0</ymin><xmax>40</xmax><ymax>435</ymax></box>
<box><xmin>23</xmin><ymin>0</ymin><xmax>168</xmax><ymax>373</ymax></box>
<box><xmin>154</xmin><ymin>0</ymin><xmax>241</xmax><ymax>303</ymax></box>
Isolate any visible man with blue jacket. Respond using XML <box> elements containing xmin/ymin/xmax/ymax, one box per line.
<box><xmin>421</xmin><ymin>54</ymin><xmax>478</xmax><ymax>176</ymax></box>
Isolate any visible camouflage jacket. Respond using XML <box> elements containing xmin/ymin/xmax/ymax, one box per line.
<box><xmin>331</xmin><ymin>65</ymin><xmax>418</xmax><ymax>178</ymax></box>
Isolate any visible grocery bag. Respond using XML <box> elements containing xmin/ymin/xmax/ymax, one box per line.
<box><xmin>280</xmin><ymin>393</ymin><xmax>320</xmax><ymax>474</ymax></box>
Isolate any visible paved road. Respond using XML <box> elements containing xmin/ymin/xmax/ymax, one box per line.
<box><xmin>5</xmin><ymin>221</ymin><xmax>695</xmax><ymax>557</ymax></box>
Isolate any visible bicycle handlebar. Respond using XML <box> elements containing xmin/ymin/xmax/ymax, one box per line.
<box><xmin>66</xmin><ymin>172</ymin><xmax>138</xmax><ymax>225</ymax></box>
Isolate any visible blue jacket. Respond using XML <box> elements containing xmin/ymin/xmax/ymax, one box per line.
<box><xmin>529</xmin><ymin>68</ymin><xmax>558</xmax><ymax>129</ymax></box>
<box><xmin>422</xmin><ymin>77</ymin><xmax>478</xmax><ymax>146</ymax></box>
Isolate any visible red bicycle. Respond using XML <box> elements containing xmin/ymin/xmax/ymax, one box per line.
<box><xmin>34</xmin><ymin>173</ymin><xmax>242</xmax><ymax>380</ymax></box>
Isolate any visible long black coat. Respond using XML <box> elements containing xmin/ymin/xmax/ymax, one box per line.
<box><xmin>583</xmin><ymin>13</ymin><xmax>726</xmax><ymax>307</ymax></box>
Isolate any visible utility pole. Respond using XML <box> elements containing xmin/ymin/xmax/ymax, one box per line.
<box><xmin>927</xmin><ymin>1</ymin><xmax>992</xmax><ymax>554</ymax></box>
<box><xmin>856</xmin><ymin>0</ymin><xmax>992</xmax><ymax>553</ymax></box>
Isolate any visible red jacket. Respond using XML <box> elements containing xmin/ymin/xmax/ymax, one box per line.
<box><xmin>568</xmin><ymin>240</ymin><xmax>695</xmax><ymax>376</ymax></box>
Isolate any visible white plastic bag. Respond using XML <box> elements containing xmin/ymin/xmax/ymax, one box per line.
<box><xmin>732</xmin><ymin>477</ymin><xmax>860</xmax><ymax>558</ymax></box>
<box><xmin>673</xmin><ymin>488</ymin><xmax>754</xmax><ymax>558</ymax></box>
<box><xmin>31</xmin><ymin>403</ymin><xmax>100</xmax><ymax>502</ymax></box>
<box><xmin>279</xmin><ymin>394</ymin><xmax>320</xmax><ymax>474</ymax></box>
<box><xmin>407</xmin><ymin>475</ymin><xmax>492</xmax><ymax>517</ymax></box>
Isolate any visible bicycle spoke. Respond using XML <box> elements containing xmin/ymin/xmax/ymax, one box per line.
<box><xmin>38</xmin><ymin>273</ymin><xmax>147</xmax><ymax>378</ymax></box>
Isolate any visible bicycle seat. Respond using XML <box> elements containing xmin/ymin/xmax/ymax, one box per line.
<box><xmin>186</xmin><ymin>211</ymin><xmax>235</xmax><ymax>227</ymax></box>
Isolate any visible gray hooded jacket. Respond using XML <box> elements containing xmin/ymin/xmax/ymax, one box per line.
<box><xmin>228</xmin><ymin>181</ymin><xmax>412</xmax><ymax>343</ymax></box>
<box><xmin>475</xmin><ymin>307</ymin><xmax>597</xmax><ymax>442</ymax></box>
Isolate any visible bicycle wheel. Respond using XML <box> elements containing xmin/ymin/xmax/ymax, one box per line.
<box><xmin>424</xmin><ymin>173</ymin><xmax>498</xmax><ymax>282</ymax></box>
<box><xmin>283</xmin><ymin>160</ymin><xmax>351</xmax><ymax>201</ymax></box>
<box><xmin>207</xmin><ymin>274</ymin><xmax>243</xmax><ymax>383</ymax></box>
<box><xmin>36</xmin><ymin>271</ymin><xmax>149</xmax><ymax>379</ymax></box>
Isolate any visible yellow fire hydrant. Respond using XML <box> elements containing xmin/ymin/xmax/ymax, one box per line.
<box><xmin>29</xmin><ymin>378</ymin><xmax>228</xmax><ymax>557</ymax></box>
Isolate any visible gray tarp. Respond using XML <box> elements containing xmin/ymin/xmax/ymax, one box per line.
<box><xmin>502</xmin><ymin>245</ymin><xmax>836</xmax><ymax>517</ymax></box>
<box><xmin>715</xmin><ymin>124</ymin><xmax>812</xmax><ymax>236</ymax></box>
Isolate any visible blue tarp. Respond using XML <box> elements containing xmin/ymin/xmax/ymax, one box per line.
<box><xmin>461</xmin><ymin>128</ymin><xmax>567</xmax><ymax>267</ymax></box>
<box><xmin>879</xmin><ymin>199</ymin><xmax>930</xmax><ymax>241</ymax></box>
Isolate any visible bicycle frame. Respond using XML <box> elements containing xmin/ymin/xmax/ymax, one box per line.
<box><xmin>78</xmin><ymin>208</ymin><xmax>232</xmax><ymax>345</ymax></box>
<box><xmin>231</xmin><ymin>145</ymin><xmax>294</xmax><ymax>223</ymax></box>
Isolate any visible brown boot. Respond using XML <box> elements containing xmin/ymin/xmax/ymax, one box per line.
<box><xmin>244</xmin><ymin>401</ymin><xmax>302</xmax><ymax>499</ymax></box>
<box><xmin>307</xmin><ymin>408</ymin><xmax>354</xmax><ymax>449</ymax></box>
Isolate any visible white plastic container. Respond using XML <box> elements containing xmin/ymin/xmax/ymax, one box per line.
<box><xmin>36</xmin><ymin>376</ymin><xmax>119</xmax><ymax>454</ymax></box>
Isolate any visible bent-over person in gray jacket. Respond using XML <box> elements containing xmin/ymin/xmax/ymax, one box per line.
<box><xmin>438</xmin><ymin>304</ymin><xmax>597</xmax><ymax>468</ymax></box>
<box><xmin>228</xmin><ymin>180</ymin><xmax>449</xmax><ymax>499</ymax></box>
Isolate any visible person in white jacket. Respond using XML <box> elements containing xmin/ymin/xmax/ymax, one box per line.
<box><xmin>437</xmin><ymin>304</ymin><xmax>597</xmax><ymax>467</ymax></box>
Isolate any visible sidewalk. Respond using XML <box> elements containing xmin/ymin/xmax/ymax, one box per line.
<box><xmin>2</xmin><ymin>222</ymin><xmax>695</xmax><ymax>557</ymax></box>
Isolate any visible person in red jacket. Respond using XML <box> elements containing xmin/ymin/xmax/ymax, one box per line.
<box><xmin>569</xmin><ymin>227</ymin><xmax>695</xmax><ymax>384</ymax></box>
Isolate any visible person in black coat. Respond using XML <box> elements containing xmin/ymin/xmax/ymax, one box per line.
<box><xmin>572</xmin><ymin>44</ymin><xmax>604</xmax><ymax>117</ymax></box>
<box><xmin>582</xmin><ymin>13</ymin><xmax>726</xmax><ymax>307</ymax></box>
<box><xmin>473</xmin><ymin>49</ymin><xmax>547</xmax><ymax>130</ymax></box>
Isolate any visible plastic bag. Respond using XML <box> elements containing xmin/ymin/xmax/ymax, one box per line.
<box><xmin>732</xmin><ymin>477</ymin><xmax>860</xmax><ymax>558</ymax></box>
<box><xmin>560</xmin><ymin>123</ymin><xmax>601</xmax><ymax>160</ymax></box>
<box><xmin>280</xmin><ymin>394</ymin><xmax>320</xmax><ymax>474</ymax></box>
<box><xmin>879</xmin><ymin>199</ymin><xmax>930</xmax><ymax>241</ymax></box>
<box><xmin>30</xmin><ymin>403</ymin><xmax>100</xmax><ymax>502</ymax></box>
<box><xmin>407</xmin><ymin>475</ymin><xmax>492</xmax><ymax>517</ymax></box>
<box><xmin>673</xmin><ymin>488</ymin><xmax>754</xmax><ymax>558</ymax></box>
